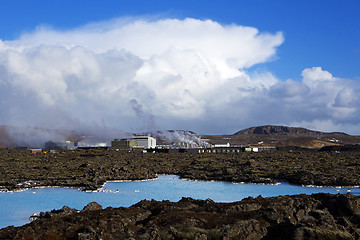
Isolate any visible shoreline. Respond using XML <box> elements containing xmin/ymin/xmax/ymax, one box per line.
<box><xmin>1</xmin><ymin>149</ymin><xmax>360</xmax><ymax>192</ymax></box>
<box><xmin>2</xmin><ymin>174</ymin><xmax>360</xmax><ymax>194</ymax></box>
<box><xmin>2</xmin><ymin>193</ymin><xmax>360</xmax><ymax>239</ymax></box>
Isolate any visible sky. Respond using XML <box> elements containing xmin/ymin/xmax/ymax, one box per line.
<box><xmin>0</xmin><ymin>0</ymin><xmax>359</xmax><ymax>135</ymax></box>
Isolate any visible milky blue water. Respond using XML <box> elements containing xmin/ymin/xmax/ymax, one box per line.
<box><xmin>1</xmin><ymin>174</ymin><xmax>359</xmax><ymax>229</ymax></box>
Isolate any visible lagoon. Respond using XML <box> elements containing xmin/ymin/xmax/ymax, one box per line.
<box><xmin>1</xmin><ymin>174</ymin><xmax>359</xmax><ymax>229</ymax></box>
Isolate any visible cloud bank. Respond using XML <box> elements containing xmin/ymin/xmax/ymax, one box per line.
<box><xmin>0</xmin><ymin>17</ymin><xmax>359</xmax><ymax>135</ymax></box>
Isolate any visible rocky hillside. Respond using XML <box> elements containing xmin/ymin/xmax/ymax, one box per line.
<box><xmin>1</xmin><ymin>193</ymin><xmax>360</xmax><ymax>239</ymax></box>
<box><xmin>202</xmin><ymin>125</ymin><xmax>359</xmax><ymax>148</ymax></box>
<box><xmin>234</xmin><ymin>125</ymin><xmax>347</xmax><ymax>136</ymax></box>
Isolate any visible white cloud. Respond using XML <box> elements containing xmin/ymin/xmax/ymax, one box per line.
<box><xmin>302</xmin><ymin>67</ymin><xmax>334</xmax><ymax>85</ymax></box>
<box><xmin>12</xmin><ymin>18</ymin><xmax>283</xmax><ymax>72</ymax></box>
<box><xmin>333</xmin><ymin>88</ymin><xmax>360</xmax><ymax>108</ymax></box>
<box><xmin>0</xmin><ymin>17</ymin><xmax>359</xmax><ymax>135</ymax></box>
<box><xmin>0</xmin><ymin>18</ymin><xmax>284</xmax><ymax>133</ymax></box>
<box><xmin>270</xmin><ymin>67</ymin><xmax>360</xmax><ymax>134</ymax></box>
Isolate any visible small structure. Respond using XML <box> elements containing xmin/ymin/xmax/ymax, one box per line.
<box><xmin>245</xmin><ymin>146</ymin><xmax>276</xmax><ymax>152</ymax></box>
<box><xmin>29</xmin><ymin>149</ymin><xmax>42</xmax><ymax>154</ymax></box>
<box><xmin>150</xmin><ymin>146</ymin><xmax>246</xmax><ymax>154</ymax></box>
<box><xmin>209</xmin><ymin>146</ymin><xmax>246</xmax><ymax>153</ymax></box>
<box><xmin>213</xmin><ymin>143</ymin><xmax>230</xmax><ymax>148</ymax></box>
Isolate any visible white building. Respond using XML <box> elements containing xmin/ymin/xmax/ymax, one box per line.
<box><xmin>214</xmin><ymin>143</ymin><xmax>230</xmax><ymax>148</ymax></box>
<box><xmin>112</xmin><ymin>136</ymin><xmax>156</xmax><ymax>150</ymax></box>
<box><xmin>133</xmin><ymin>136</ymin><xmax>157</xmax><ymax>149</ymax></box>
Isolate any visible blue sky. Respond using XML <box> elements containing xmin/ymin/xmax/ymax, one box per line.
<box><xmin>1</xmin><ymin>0</ymin><xmax>359</xmax><ymax>80</ymax></box>
<box><xmin>0</xmin><ymin>0</ymin><xmax>359</xmax><ymax>135</ymax></box>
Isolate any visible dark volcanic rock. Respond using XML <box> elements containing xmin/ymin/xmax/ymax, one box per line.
<box><xmin>1</xmin><ymin>193</ymin><xmax>360</xmax><ymax>239</ymax></box>
<box><xmin>1</xmin><ymin>148</ymin><xmax>360</xmax><ymax>191</ymax></box>
<box><xmin>81</xmin><ymin>202</ymin><xmax>102</xmax><ymax>211</ymax></box>
<box><xmin>320</xmin><ymin>144</ymin><xmax>360</xmax><ymax>152</ymax></box>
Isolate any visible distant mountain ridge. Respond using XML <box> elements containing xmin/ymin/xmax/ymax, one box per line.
<box><xmin>234</xmin><ymin>125</ymin><xmax>348</xmax><ymax>136</ymax></box>
<box><xmin>0</xmin><ymin>124</ymin><xmax>357</xmax><ymax>149</ymax></box>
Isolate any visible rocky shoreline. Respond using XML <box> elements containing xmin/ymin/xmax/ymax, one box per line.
<box><xmin>1</xmin><ymin>193</ymin><xmax>360</xmax><ymax>239</ymax></box>
<box><xmin>1</xmin><ymin>148</ymin><xmax>360</xmax><ymax>239</ymax></box>
<box><xmin>1</xmin><ymin>147</ymin><xmax>360</xmax><ymax>191</ymax></box>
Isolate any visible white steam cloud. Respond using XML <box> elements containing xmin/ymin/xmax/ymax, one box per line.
<box><xmin>0</xmin><ymin>17</ymin><xmax>359</xmax><ymax>136</ymax></box>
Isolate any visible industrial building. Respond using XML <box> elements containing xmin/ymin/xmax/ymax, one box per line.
<box><xmin>111</xmin><ymin>136</ymin><xmax>156</xmax><ymax>150</ymax></box>
<box><xmin>111</xmin><ymin>136</ymin><xmax>277</xmax><ymax>154</ymax></box>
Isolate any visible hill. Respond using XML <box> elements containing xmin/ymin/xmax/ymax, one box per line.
<box><xmin>202</xmin><ymin>125</ymin><xmax>359</xmax><ymax>149</ymax></box>
<box><xmin>234</xmin><ymin>125</ymin><xmax>347</xmax><ymax>136</ymax></box>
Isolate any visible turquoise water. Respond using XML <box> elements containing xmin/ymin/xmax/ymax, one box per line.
<box><xmin>1</xmin><ymin>175</ymin><xmax>359</xmax><ymax>228</ymax></box>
